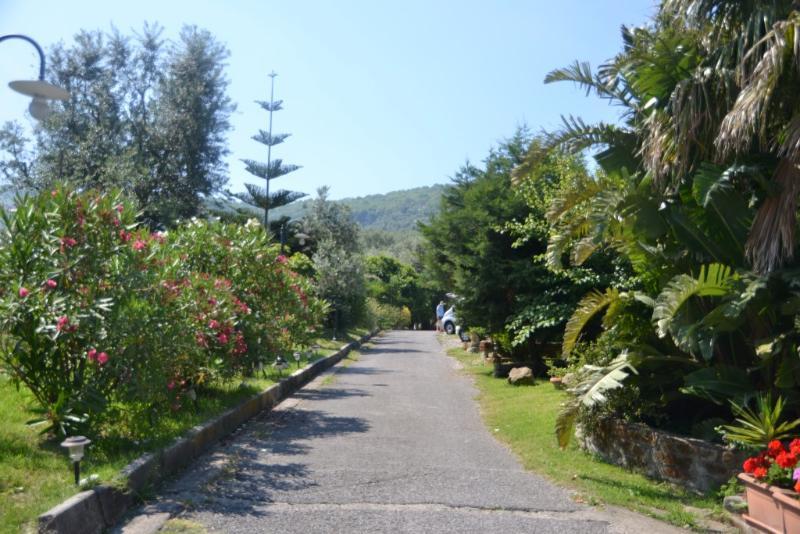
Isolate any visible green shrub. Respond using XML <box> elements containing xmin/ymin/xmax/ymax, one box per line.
<box><xmin>366</xmin><ymin>298</ymin><xmax>411</xmax><ymax>330</ymax></box>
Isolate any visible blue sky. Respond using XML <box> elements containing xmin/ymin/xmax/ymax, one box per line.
<box><xmin>0</xmin><ymin>0</ymin><xmax>656</xmax><ymax>200</ymax></box>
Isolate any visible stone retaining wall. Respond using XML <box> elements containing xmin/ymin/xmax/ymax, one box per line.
<box><xmin>577</xmin><ymin>418</ymin><xmax>747</xmax><ymax>493</ymax></box>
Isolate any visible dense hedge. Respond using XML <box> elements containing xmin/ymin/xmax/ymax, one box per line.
<box><xmin>0</xmin><ymin>186</ymin><xmax>327</xmax><ymax>436</ymax></box>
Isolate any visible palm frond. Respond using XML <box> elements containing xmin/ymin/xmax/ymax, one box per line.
<box><xmin>556</xmin><ymin>352</ymin><xmax>636</xmax><ymax>449</ymax></box>
<box><xmin>562</xmin><ymin>288</ymin><xmax>620</xmax><ymax>357</ymax></box>
<box><xmin>652</xmin><ymin>263</ymin><xmax>734</xmax><ymax>339</ymax></box>
<box><xmin>545</xmin><ymin>60</ymin><xmax>635</xmax><ymax>107</ymax></box>
<box><xmin>543</xmin><ymin>115</ymin><xmax>633</xmax><ymax>155</ymax></box>
<box><xmin>746</xmin><ymin>158</ymin><xmax>800</xmax><ymax>274</ymax></box>
<box><xmin>716</xmin><ymin>15</ymin><xmax>799</xmax><ymax>158</ymax></box>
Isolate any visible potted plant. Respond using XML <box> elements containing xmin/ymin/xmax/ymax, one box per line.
<box><xmin>738</xmin><ymin>440</ymin><xmax>800</xmax><ymax>533</ymax></box>
<box><xmin>720</xmin><ymin>396</ymin><xmax>800</xmax><ymax>533</ymax></box>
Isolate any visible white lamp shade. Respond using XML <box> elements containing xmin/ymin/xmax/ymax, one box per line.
<box><xmin>60</xmin><ymin>436</ymin><xmax>91</xmax><ymax>461</ymax></box>
<box><xmin>9</xmin><ymin>79</ymin><xmax>69</xmax><ymax>100</ymax></box>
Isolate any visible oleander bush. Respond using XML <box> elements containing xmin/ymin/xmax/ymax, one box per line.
<box><xmin>0</xmin><ymin>185</ymin><xmax>326</xmax><ymax>437</ymax></box>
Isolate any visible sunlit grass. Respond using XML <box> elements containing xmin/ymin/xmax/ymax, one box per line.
<box><xmin>446</xmin><ymin>345</ymin><xmax>722</xmax><ymax>531</ymax></box>
<box><xmin>0</xmin><ymin>327</ymin><xmax>371</xmax><ymax>533</ymax></box>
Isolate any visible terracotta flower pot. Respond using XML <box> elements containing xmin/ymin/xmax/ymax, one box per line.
<box><xmin>773</xmin><ymin>490</ymin><xmax>800</xmax><ymax>534</ymax></box>
<box><xmin>738</xmin><ymin>473</ymin><xmax>795</xmax><ymax>533</ymax></box>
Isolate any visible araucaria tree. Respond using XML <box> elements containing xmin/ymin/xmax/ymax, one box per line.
<box><xmin>236</xmin><ymin>72</ymin><xmax>305</xmax><ymax>228</ymax></box>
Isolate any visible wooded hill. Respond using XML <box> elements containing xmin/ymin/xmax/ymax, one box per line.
<box><xmin>208</xmin><ymin>184</ymin><xmax>445</xmax><ymax>264</ymax></box>
<box><xmin>270</xmin><ymin>184</ymin><xmax>445</xmax><ymax>232</ymax></box>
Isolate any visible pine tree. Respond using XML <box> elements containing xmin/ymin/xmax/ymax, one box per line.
<box><xmin>236</xmin><ymin>72</ymin><xmax>305</xmax><ymax>227</ymax></box>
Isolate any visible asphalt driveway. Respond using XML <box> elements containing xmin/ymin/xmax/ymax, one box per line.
<box><xmin>120</xmin><ymin>330</ymin><xmax>686</xmax><ymax>533</ymax></box>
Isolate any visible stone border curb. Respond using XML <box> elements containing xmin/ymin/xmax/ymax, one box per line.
<box><xmin>38</xmin><ymin>330</ymin><xmax>378</xmax><ymax>534</ymax></box>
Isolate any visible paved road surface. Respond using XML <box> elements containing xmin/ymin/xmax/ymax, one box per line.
<box><xmin>121</xmin><ymin>331</ymin><xmax>686</xmax><ymax>533</ymax></box>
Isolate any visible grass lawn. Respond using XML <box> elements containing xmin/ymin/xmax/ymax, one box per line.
<box><xmin>445</xmin><ymin>343</ymin><xmax>723</xmax><ymax>531</ymax></box>
<box><xmin>0</xmin><ymin>327</ymin><xmax>372</xmax><ymax>533</ymax></box>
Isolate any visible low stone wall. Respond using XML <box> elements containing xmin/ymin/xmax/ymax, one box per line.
<box><xmin>577</xmin><ymin>417</ymin><xmax>747</xmax><ymax>493</ymax></box>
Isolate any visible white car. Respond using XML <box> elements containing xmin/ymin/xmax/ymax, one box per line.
<box><xmin>441</xmin><ymin>306</ymin><xmax>458</xmax><ymax>335</ymax></box>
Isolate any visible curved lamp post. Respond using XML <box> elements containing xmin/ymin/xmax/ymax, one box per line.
<box><xmin>1</xmin><ymin>34</ymin><xmax>69</xmax><ymax>120</ymax></box>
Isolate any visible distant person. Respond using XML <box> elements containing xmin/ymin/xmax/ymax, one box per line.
<box><xmin>436</xmin><ymin>300</ymin><xmax>445</xmax><ymax>332</ymax></box>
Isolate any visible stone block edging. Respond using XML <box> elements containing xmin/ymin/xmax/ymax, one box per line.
<box><xmin>38</xmin><ymin>330</ymin><xmax>379</xmax><ymax>533</ymax></box>
<box><xmin>577</xmin><ymin>417</ymin><xmax>747</xmax><ymax>493</ymax></box>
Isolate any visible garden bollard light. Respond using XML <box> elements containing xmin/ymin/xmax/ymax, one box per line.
<box><xmin>273</xmin><ymin>355</ymin><xmax>288</xmax><ymax>377</ymax></box>
<box><xmin>60</xmin><ymin>436</ymin><xmax>91</xmax><ymax>485</ymax></box>
<box><xmin>293</xmin><ymin>351</ymin><xmax>301</xmax><ymax>368</ymax></box>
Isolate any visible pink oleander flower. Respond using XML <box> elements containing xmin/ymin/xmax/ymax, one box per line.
<box><xmin>112</xmin><ymin>218</ymin><xmax>121</xmax><ymax>227</ymax></box>
<box><xmin>56</xmin><ymin>316</ymin><xmax>70</xmax><ymax>332</ymax></box>
<box><xmin>119</xmin><ymin>230</ymin><xmax>131</xmax><ymax>242</ymax></box>
<box><xmin>97</xmin><ymin>352</ymin><xmax>109</xmax><ymax>365</ymax></box>
<box><xmin>18</xmin><ymin>287</ymin><xmax>29</xmax><ymax>298</ymax></box>
<box><xmin>87</xmin><ymin>348</ymin><xmax>98</xmax><ymax>362</ymax></box>
<box><xmin>276</xmin><ymin>254</ymin><xmax>288</xmax><ymax>264</ymax></box>
<box><xmin>132</xmin><ymin>239</ymin><xmax>147</xmax><ymax>251</ymax></box>
<box><xmin>208</xmin><ymin>319</ymin><xmax>220</xmax><ymax>330</ymax></box>
<box><xmin>167</xmin><ymin>381</ymin><xmax>175</xmax><ymax>390</ymax></box>
<box><xmin>61</xmin><ymin>236</ymin><xmax>77</xmax><ymax>248</ymax></box>
<box><xmin>45</xmin><ymin>279</ymin><xmax>57</xmax><ymax>289</ymax></box>
<box><xmin>217</xmin><ymin>332</ymin><xmax>229</xmax><ymax>344</ymax></box>
<box><xmin>115</xmin><ymin>204</ymin><xmax>124</xmax><ymax>213</ymax></box>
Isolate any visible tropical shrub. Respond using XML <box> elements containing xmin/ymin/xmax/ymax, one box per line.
<box><xmin>540</xmin><ymin>2</ymin><xmax>800</xmax><ymax>449</ymax></box>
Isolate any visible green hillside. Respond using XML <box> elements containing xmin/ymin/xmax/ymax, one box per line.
<box><xmin>206</xmin><ymin>184</ymin><xmax>445</xmax><ymax>264</ymax></box>
<box><xmin>270</xmin><ymin>184</ymin><xmax>445</xmax><ymax>231</ymax></box>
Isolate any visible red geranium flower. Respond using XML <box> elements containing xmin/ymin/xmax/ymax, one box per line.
<box><xmin>743</xmin><ymin>457</ymin><xmax>758</xmax><ymax>473</ymax></box>
<box><xmin>768</xmin><ymin>440</ymin><xmax>784</xmax><ymax>458</ymax></box>
<box><xmin>777</xmin><ymin>451</ymin><xmax>798</xmax><ymax>469</ymax></box>
<box><xmin>790</xmin><ymin>439</ymin><xmax>800</xmax><ymax>456</ymax></box>
<box><xmin>753</xmin><ymin>467</ymin><xmax>768</xmax><ymax>479</ymax></box>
